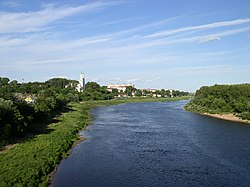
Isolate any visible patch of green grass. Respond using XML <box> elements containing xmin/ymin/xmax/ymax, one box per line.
<box><xmin>0</xmin><ymin>96</ymin><xmax>190</xmax><ymax>186</ymax></box>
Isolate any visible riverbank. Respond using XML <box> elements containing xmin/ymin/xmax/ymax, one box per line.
<box><xmin>0</xmin><ymin>96</ymin><xmax>190</xmax><ymax>186</ymax></box>
<box><xmin>203</xmin><ymin>113</ymin><xmax>250</xmax><ymax>124</ymax></box>
<box><xmin>0</xmin><ymin>103</ymin><xmax>92</xmax><ymax>186</ymax></box>
<box><xmin>184</xmin><ymin>101</ymin><xmax>250</xmax><ymax>125</ymax></box>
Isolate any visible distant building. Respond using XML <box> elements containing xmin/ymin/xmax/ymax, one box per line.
<box><xmin>140</xmin><ymin>88</ymin><xmax>158</xmax><ymax>93</ymax></box>
<box><xmin>107</xmin><ymin>84</ymin><xmax>134</xmax><ymax>92</ymax></box>
<box><xmin>152</xmin><ymin>94</ymin><xmax>162</xmax><ymax>98</ymax></box>
<box><xmin>76</xmin><ymin>73</ymin><xmax>85</xmax><ymax>92</ymax></box>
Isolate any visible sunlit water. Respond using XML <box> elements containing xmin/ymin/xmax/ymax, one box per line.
<box><xmin>52</xmin><ymin>100</ymin><xmax>250</xmax><ymax>187</ymax></box>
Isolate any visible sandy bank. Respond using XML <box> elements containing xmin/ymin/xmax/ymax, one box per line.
<box><xmin>203</xmin><ymin>113</ymin><xmax>250</xmax><ymax>124</ymax></box>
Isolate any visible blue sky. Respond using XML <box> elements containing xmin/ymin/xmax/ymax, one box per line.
<box><xmin>1</xmin><ymin>0</ymin><xmax>250</xmax><ymax>92</ymax></box>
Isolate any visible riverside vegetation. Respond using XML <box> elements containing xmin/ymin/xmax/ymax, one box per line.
<box><xmin>0</xmin><ymin>76</ymin><xmax>190</xmax><ymax>186</ymax></box>
<box><xmin>0</xmin><ymin>103</ymin><xmax>90</xmax><ymax>186</ymax></box>
<box><xmin>0</xmin><ymin>78</ymin><xmax>113</xmax><ymax>147</ymax></box>
<box><xmin>185</xmin><ymin>84</ymin><xmax>250</xmax><ymax>121</ymax></box>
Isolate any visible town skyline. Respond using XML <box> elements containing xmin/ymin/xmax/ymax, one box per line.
<box><xmin>1</xmin><ymin>0</ymin><xmax>250</xmax><ymax>92</ymax></box>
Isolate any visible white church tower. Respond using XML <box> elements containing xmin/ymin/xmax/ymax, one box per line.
<box><xmin>76</xmin><ymin>73</ymin><xmax>85</xmax><ymax>92</ymax></box>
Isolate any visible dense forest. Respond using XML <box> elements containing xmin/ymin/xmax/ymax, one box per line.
<box><xmin>185</xmin><ymin>84</ymin><xmax>250</xmax><ymax>120</ymax></box>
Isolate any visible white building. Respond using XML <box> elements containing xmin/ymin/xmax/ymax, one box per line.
<box><xmin>76</xmin><ymin>73</ymin><xmax>85</xmax><ymax>92</ymax></box>
<box><xmin>140</xmin><ymin>88</ymin><xmax>158</xmax><ymax>93</ymax></box>
<box><xmin>107</xmin><ymin>84</ymin><xmax>134</xmax><ymax>92</ymax></box>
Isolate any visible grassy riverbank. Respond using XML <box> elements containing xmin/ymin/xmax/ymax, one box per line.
<box><xmin>0</xmin><ymin>103</ymin><xmax>91</xmax><ymax>186</ymax></box>
<box><xmin>0</xmin><ymin>96</ymin><xmax>189</xmax><ymax>186</ymax></box>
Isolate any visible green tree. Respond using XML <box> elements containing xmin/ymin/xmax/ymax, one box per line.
<box><xmin>82</xmin><ymin>82</ymin><xmax>113</xmax><ymax>101</ymax></box>
<box><xmin>111</xmin><ymin>89</ymin><xmax>119</xmax><ymax>96</ymax></box>
<box><xmin>135</xmin><ymin>89</ymin><xmax>142</xmax><ymax>97</ymax></box>
<box><xmin>85</xmin><ymin>82</ymin><xmax>101</xmax><ymax>91</ymax></box>
<box><xmin>0</xmin><ymin>98</ymin><xmax>27</xmax><ymax>139</ymax></box>
<box><xmin>46</xmin><ymin>78</ymin><xmax>69</xmax><ymax>89</ymax></box>
<box><xmin>0</xmin><ymin>77</ymin><xmax>10</xmax><ymax>86</ymax></box>
<box><xmin>125</xmin><ymin>86</ymin><xmax>136</xmax><ymax>97</ymax></box>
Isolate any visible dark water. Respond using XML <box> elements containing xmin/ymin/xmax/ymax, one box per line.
<box><xmin>52</xmin><ymin>100</ymin><xmax>250</xmax><ymax>187</ymax></box>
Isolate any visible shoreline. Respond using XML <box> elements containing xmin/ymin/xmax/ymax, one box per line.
<box><xmin>202</xmin><ymin>113</ymin><xmax>250</xmax><ymax>124</ymax></box>
<box><xmin>48</xmin><ymin>136</ymin><xmax>87</xmax><ymax>186</ymax></box>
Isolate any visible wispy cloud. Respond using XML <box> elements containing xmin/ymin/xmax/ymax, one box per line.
<box><xmin>0</xmin><ymin>1</ymin><xmax>120</xmax><ymax>33</ymax></box>
<box><xmin>1</xmin><ymin>25</ymin><xmax>249</xmax><ymax>71</ymax></box>
<box><xmin>178</xmin><ymin>65</ymin><xmax>228</xmax><ymax>73</ymax></box>
<box><xmin>6</xmin><ymin>16</ymin><xmax>249</xmax><ymax>57</ymax></box>
<box><xmin>1</xmin><ymin>3</ymin><xmax>249</xmax><ymax>81</ymax></box>
<box><xmin>81</xmin><ymin>15</ymin><xmax>184</xmax><ymax>39</ymax></box>
<box><xmin>96</xmin><ymin>17</ymin><xmax>143</xmax><ymax>26</ymax></box>
<box><xmin>143</xmin><ymin>19</ymin><xmax>250</xmax><ymax>38</ymax></box>
<box><xmin>199</xmin><ymin>36</ymin><xmax>221</xmax><ymax>43</ymax></box>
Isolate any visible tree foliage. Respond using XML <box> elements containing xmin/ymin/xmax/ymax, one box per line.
<box><xmin>82</xmin><ymin>82</ymin><xmax>113</xmax><ymax>100</ymax></box>
<box><xmin>0</xmin><ymin>77</ymin><xmax>115</xmax><ymax>144</ymax></box>
<box><xmin>185</xmin><ymin>84</ymin><xmax>250</xmax><ymax>120</ymax></box>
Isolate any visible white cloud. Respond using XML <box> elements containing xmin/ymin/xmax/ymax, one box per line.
<box><xmin>0</xmin><ymin>1</ymin><xmax>119</xmax><ymax>33</ymax></box>
<box><xmin>1</xmin><ymin>25</ymin><xmax>249</xmax><ymax>73</ymax></box>
<box><xmin>1</xmin><ymin>8</ymin><xmax>250</xmax><ymax>86</ymax></box>
<box><xmin>96</xmin><ymin>17</ymin><xmax>143</xmax><ymax>26</ymax></box>
<box><xmin>199</xmin><ymin>36</ymin><xmax>221</xmax><ymax>43</ymax></box>
<box><xmin>84</xmin><ymin>16</ymin><xmax>184</xmax><ymax>39</ymax></box>
<box><xmin>5</xmin><ymin>16</ymin><xmax>249</xmax><ymax>58</ymax></box>
<box><xmin>143</xmin><ymin>18</ymin><xmax>250</xmax><ymax>38</ymax></box>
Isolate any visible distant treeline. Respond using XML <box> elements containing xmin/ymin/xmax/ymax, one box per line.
<box><xmin>185</xmin><ymin>84</ymin><xmax>250</xmax><ymax>120</ymax></box>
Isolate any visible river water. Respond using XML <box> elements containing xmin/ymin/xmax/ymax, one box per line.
<box><xmin>52</xmin><ymin>100</ymin><xmax>250</xmax><ymax>187</ymax></box>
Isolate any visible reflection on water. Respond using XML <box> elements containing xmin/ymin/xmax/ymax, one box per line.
<box><xmin>52</xmin><ymin>100</ymin><xmax>250</xmax><ymax>187</ymax></box>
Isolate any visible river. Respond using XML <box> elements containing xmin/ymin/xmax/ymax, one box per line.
<box><xmin>52</xmin><ymin>100</ymin><xmax>250</xmax><ymax>187</ymax></box>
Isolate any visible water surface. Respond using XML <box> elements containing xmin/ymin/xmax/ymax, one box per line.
<box><xmin>52</xmin><ymin>100</ymin><xmax>250</xmax><ymax>187</ymax></box>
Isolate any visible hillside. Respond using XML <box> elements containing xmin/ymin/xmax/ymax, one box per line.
<box><xmin>185</xmin><ymin>84</ymin><xmax>250</xmax><ymax>121</ymax></box>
